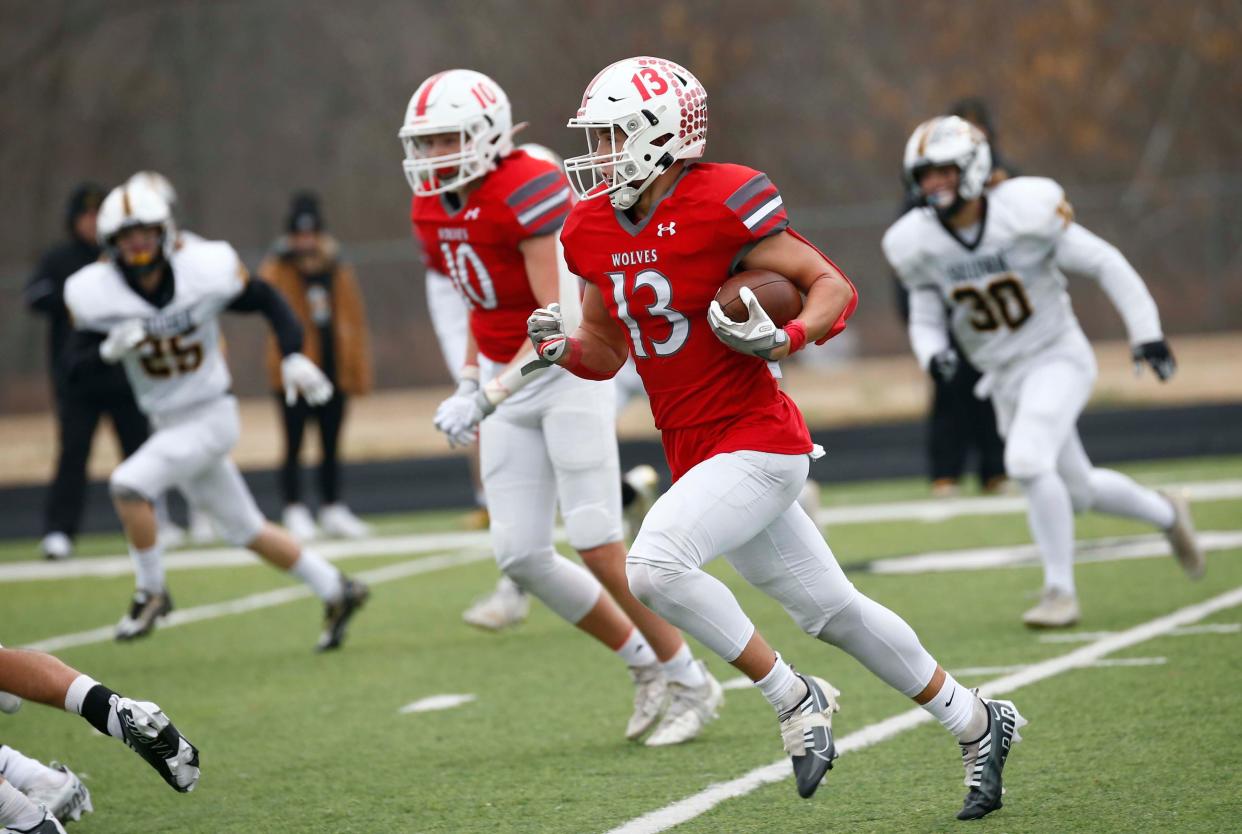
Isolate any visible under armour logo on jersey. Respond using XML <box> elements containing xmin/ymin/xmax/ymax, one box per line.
<box><xmin>464</xmin><ymin>207</ymin><xmax>481</xmax><ymax>220</ymax></box>
<box><xmin>657</xmin><ymin>222</ymin><xmax>676</xmax><ymax>236</ymax></box>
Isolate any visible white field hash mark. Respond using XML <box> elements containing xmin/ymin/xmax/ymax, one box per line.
<box><xmin>603</xmin><ymin>584</ymin><xmax>1242</xmax><ymax>834</ymax></box>
<box><xmin>399</xmin><ymin>694</ymin><xmax>477</xmax><ymax>714</ymax></box>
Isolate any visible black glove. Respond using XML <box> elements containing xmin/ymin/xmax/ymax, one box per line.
<box><xmin>1132</xmin><ymin>339</ymin><xmax>1176</xmax><ymax>382</ymax></box>
<box><xmin>929</xmin><ymin>348</ymin><xmax>960</xmax><ymax>384</ymax></box>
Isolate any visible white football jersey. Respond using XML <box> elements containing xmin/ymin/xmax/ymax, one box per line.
<box><xmin>883</xmin><ymin>177</ymin><xmax>1080</xmax><ymax>373</ymax></box>
<box><xmin>65</xmin><ymin>238</ymin><xmax>247</xmax><ymax>416</ymax></box>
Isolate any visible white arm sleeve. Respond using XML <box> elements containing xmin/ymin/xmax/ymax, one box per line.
<box><xmin>907</xmin><ymin>287</ymin><xmax>950</xmax><ymax>370</ymax></box>
<box><xmin>1055</xmin><ymin>222</ymin><xmax>1162</xmax><ymax>345</ymax></box>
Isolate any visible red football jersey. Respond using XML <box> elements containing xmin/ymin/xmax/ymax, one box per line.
<box><xmin>561</xmin><ymin>162</ymin><xmax>820</xmax><ymax>480</ymax></box>
<box><xmin>411</xmin><ymin>149</ymin><xmax>572</xmax><ymax>363</ymax></box>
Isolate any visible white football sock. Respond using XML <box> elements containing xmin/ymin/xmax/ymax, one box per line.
<box><xmin>756</xmin><ymin>653</ymin><xmax>806</xmax><ymax>715</ymax></box>
<box><xmin>615</xmin><ymin>628</ymin><xmax>658</xmax><ymax>668</ymax></box>
<box><xmin>661</xmin><ymin>643</ymin><xmax>707</xmax><ymax>688</ymax></box>
<box><xmin>921</xmin><ymin>672</ymin><xmax>988</xmax><ymax>742</ymax></box>
<box><xmin>289</xmin><ymin>549</ymin><xmax>344</xmax><ymax>603</ymax></box>
<box><xmin>0</xmin><ymin>746</ymin><xmax>63</xmax><ymax>793</ymax></box>
<box><xmin>129</xmin><ymin>543</ymin><xmax>165</xmax><ymax>594</ymax></box>
<box><xmin>0</xmin><ymin>779</ymin><xmax>45</xmax><ymax>829</ymax></box>
<box><xmin>1021</xmin><ymin>472</ymin><xmax>1077</xmax><ymax>595</ymax></box>
<box><xmin>1087</xmin><ymin>469</ymin><xmax>1176</xmax><ymax>528</ymax></box>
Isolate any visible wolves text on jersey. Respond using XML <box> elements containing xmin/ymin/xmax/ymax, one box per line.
<box><xmin>947</xmin><ymin>252</ymin><xmax>1012</xmax><ymax>284</ymax></box>
<box><xmin>610</xmin><ymin>249</ymin><xmax>659</xmax><ymax>267</ymax></box>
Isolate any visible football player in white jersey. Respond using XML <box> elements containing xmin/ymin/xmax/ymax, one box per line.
<box><xmin>63</xmin><ymin>181</ymin><xmax>370</xmax><ymax>649</ymax></box>
<box><xmin>883</xmin><ymin>116</ymin><xmax>1204</xmax><ymax>627</ymax></box>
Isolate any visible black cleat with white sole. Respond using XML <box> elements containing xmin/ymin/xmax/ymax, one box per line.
<box><xmin>957</xmin><ymin>698</ymin><xmax>1026</xmax><ymax>820</ymax></box>
<box><xmin>115</xmin><ymin>589</ymin><xmax>173</xmax><ymax>641</ymax></box>
<box><xmin>116</xmin><ymin>697</ymin><xmax>201</xmax><ymax>793</ymax></box>
<box><xmin>779</xmin><ymin>673</ymin><xmax>840</xmax><ymax>799</ymax></box>
<box><xmin>316</xmin><ymin>576</ymin><xmax>369</xmax><ymax>652</ymax></box>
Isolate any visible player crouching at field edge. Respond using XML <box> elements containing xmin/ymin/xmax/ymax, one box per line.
<box><xmin>0</xmin><ymin>646</ymin><xmax>198</xmax><ymax>833</ymax></box>
<box><xmin>883</xmin><ymin>117</ymin><xmax>1204</xmax><ymax>628</ymax></box>
<box><xmin>62</xmin><ymin>181</ymin><xmax>368</xmax><ymax>651</ymax></box>
<box><xmin>401</xmin><ymin>69</ymin><xmax>722</xmax><ymax>746</ymax></box>
<box><xmin>528</xmin><ymin>57</ymin><xmax>1023</xmax><ymax>819</ymax></box>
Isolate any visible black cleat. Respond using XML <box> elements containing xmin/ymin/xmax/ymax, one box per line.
<box><xmin>316</xmin><ymin>576</ymin><xmax>369</xmax><ymax>652</ymax></box>
<box><xmin>115</xmin><ymin>589</ymin><xmax>173</xmax><ymax>641</ymax></box>
<box><xmin>957</xmin><ymin>698</ymin><xmax>1026</xmax><ymax>820</ymax></box>
<box><xmin>116</xmin><ymin>697</ymin><xmax>201</xmax><ymax>792</ymax></box>
<box><xmin>7</xmin><ymin>808</ymin><xmax>67</xmax><ymax>833</ymax></box>
<box><xmin>779</xmin><ymin>673</ymin><xmax>840</xmax><ymax>799</ymax></box>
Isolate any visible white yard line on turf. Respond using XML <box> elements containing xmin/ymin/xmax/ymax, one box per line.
<box><xmin>399</xmin><ymin>694</ymin><xmax>476</xmax><ymax>714</ymax></box>
<box><xmin>866</xmin><ymin>530</ymin><xmax>1242</xmax><ymax>575</ymax></box>
<box><xmin>816</xmin><ymin>479</ymin><xmax>1242</xmax><ymax>526</ymax></box>
<box><xmin>721</xmin><ymin>655</ymin><xmax>1171</xmax><ymax>690</ymax></box>
<box><xmin>1038</xmin><ymin>622</ymin><xmax>1240</xmax><ymax>643</ymax></box>
<box><xmin>5</xmin><ymin>479</ymin><xmax>1238</xmax><ymax>584</ymax></box>
<box><xmin>0</xmin><ymin>531</ymin><xmax>491</xmax><ymax>583</ymax></box>
<box><xmin>603</xmin><ymin>584</ymin><xmax>1242</xmax><ymax>834</ymax></box>
<box><xmin>19</xmin><ymin>549</ymin><xmax>491</xmax><ymax>654</ymax></box>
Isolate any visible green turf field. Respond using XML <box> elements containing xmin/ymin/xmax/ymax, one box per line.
<box><xmin>3</xmin><ymin>456</ymin><xmax>1240</xmax><ymax>833</ymax></box>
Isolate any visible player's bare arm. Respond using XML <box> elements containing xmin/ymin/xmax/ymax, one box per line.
<box><xmin>738</xmin><ymin>231</ymin><xmax>857</xmax><ymax>360</ymax></box>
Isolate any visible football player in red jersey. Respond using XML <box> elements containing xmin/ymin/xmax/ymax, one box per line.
<box><xmin>400</xmin><ymin>69</ymin><xmax>723</xmax><ymax>746</ymax></box>
<box><xmin>528</xmin><ymin>57</ymin><xmax>1025</xmax><ymax>818</ymax></box>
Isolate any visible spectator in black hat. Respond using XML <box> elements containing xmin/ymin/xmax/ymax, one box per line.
<box><xmin>24</xmin><ymin>183</ymin><xmax>152</xmax><ymax>558</ymax></box>
<box><xmin>259</xmin><ymin>192</ymin><xmax>374</xmax><ymax>541</ymax></box>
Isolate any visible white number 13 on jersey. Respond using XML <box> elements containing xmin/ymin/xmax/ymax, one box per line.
<box><xmin>606</xmin><ymin>269</ymin><xmax>689</xmax><ymax>358</ymax></box>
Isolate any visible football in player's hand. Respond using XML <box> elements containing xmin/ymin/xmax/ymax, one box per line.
<box><xmin>714</xmin><ymin>270</ymin><xmax>803</xmax><ymax>327</ymax></box>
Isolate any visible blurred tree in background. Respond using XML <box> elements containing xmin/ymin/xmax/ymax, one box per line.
<box><xmin>1</xmin><ymin>0</ymin><xmax>1238</xmax><ymax>412</ymax></box>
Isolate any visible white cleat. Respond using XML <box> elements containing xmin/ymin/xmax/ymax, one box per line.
<box><xmin>282</xmin><ymin>504</ymin><xmax>319</xmax><ymax>542</ymax></box>
<box><xmin>187</xmin><ymin>509</ymin><xmax>217</xmax><ymax>544</ymax></box>
<box><xmin>24</xmin><ymin>763</ymin><xmax>92</xmax><ymax>825</ymax></box>
<box><xmin>622</xmin><ymin>465</ymin><xmax>660</xmax><ymax>538</ymax></box>
<box><xmin>318</xmin><ymin>503</ymin><xmax>371</xmax><ymax>540</ymax></box>
<box><xmin>1160</xmin><ymin>489</ymin><xmax>1204</xmax><ymax>579</ymax></box>
<box><xmin>462</xmin><ymin>576</ymin><xmax>529</xmax><ymax>631</ymax></box>
<box><xmin>1022</xmin><ymin>587</ymin><xmax>1080</xmax><ymax>629</ymax></box>
<box><xmin>626</xmin><ymin>663</ymin><xmax>668</xmax><ymax>741</ymax></box>
<box><xmin>40</xmin><ymin>532</ymin><xmax>72</xmax><ymax>561</ymax></box>
<box><xmin>645</xmin><ymin>661</ymin><xmax>724</xmax><ymax>747</ymax></box>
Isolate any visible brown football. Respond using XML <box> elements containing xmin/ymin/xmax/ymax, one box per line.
<box><xmin>714</xmin><ymin>269</ymin><xmax>803</xmax><ymax>328</ymax></box>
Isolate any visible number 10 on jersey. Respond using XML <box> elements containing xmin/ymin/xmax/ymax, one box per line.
<box><xmin>606</xmin><ymin>269</ymin><xmax>688</xmax><ymax>359</ymax></box>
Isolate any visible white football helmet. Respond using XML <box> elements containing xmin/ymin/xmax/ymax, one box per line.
<box><xmin>97</xmin><ymin>181</ymin><xmax>176</xmax><ymax>268</ymax></box>
<box><xmin>517</xmin><ymin>142</ymin><xmax>563</xmax><ymax>167</ymax></box>
<box><xmin>127</xmin><ymin>171</ymin><xmax>178</xmax><ymax>208</ymax></box>
<box><xmin>565</xmin><ymin>56</ymin><xmax>707</xmax><ymax>209</ymax></box>
<box><xmin>902</xmin><ymin>115</ymin><xmax>992</xmax><ymax>208</ymax></box>
<box><xmin>398</xmin><ymin>69</ymin><xmax>515</xmax><ymax>196</ymax></box>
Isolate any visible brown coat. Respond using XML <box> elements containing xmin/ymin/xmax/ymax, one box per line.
<box><xmin>261</xmin><ymin>236</ymin><xmax>373</xmax><ymax>396</ymax></box>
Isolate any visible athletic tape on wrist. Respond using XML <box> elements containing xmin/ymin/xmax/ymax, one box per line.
<box><xmin>784</xmin><ymin>320</ymin><xmax>808</xmax><ymax>355</ymax></box>
<box><xmin>561</xmin><ymin>338</ymin><xmax>614</xmax><ymax>381</ymax></box>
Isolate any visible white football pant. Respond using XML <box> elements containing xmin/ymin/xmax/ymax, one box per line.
<box><xmin>110</xmin><ymin>396</ymin><xmax>265</xmax><ymax>546</ymax></box>
<box><xmin>627</xmin><ymin>450</ymin><xmax>938</xmax><ymax>697</ymax></box>
<box><xmin>992</xmin><ymin>329</ymin><xmax>1175</xmax><ymax>594</ymax></box>
<box><xmin>478</xmin><ymin>364</ymin><xmax>623</xmax><ymax>623</ymax></box>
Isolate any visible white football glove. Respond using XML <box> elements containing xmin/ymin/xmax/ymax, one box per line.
<box><xmin>433</xmin><ymin>377</ymin><xmax>484</xmax><ymax>448</ymax></box>
<box><xmin>707</xmin><ymin>287</ymin><xmax>789</xmax><ymax>360</ymax></box>
<box><xmin>99</xmin><ymin>319</ymin><xmax>148</xmax><ymax>364</ymax></box>
<box><xmin>281</xmin><ymin>353</ymin><xmax>334</xmax><ymax>406</ymax></box>
<box><xmin>526</xmin><ymin>303</ymin><xmax>569</xmax><ymax>368</ymax></box>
